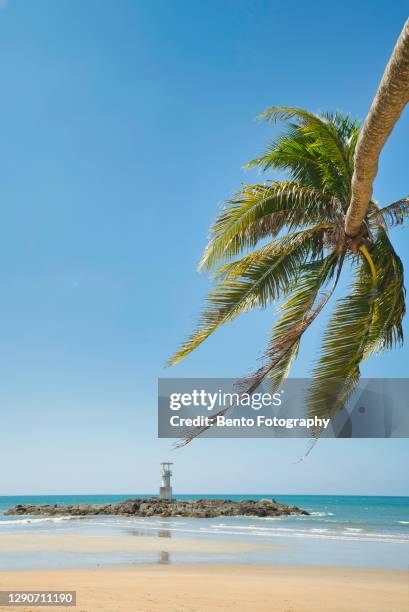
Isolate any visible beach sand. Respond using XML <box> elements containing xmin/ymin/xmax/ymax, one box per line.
<box><xmin>0</xmin><ymin>565</ymin><xmax>407</xmax><ymax>612</ymax></box>
<box><xmin>0</xmin><ymin>535</ymin><xmax>407</xmax><ymax>611</ymax></box>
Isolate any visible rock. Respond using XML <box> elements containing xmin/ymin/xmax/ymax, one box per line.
<box><xmin>4</xmin><ymin>497</ymin><xmax>309</xmax><ymax>519</ymax></box>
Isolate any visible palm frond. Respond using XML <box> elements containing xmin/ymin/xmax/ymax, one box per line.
<box><xmin>363</xmin><ymin>228</ymin><xmax>405</xmax><ymax>355</ymax></box>
<box><xmin>169</xmin><ymin>227</ymin><xmax>330</xmax><ymax>366</ymax></box>
<box><xmin>307</xmin><ymin>228</ymin><xmax>405</xmax><ymax>428</ymax></box>
<box><xmin>174</xmin><ymin>252</ymin><xmax>344</xmax><ymax>447</ymax></box>
<box><xmin>247</xmin><ymin>106</ymin><xmax>359</xmax><ymax>201</ymax></box>
<box><xmin>199</xmin><ymin>181</ymin><xmax>340</xmax><ymax>271</ymax></box>
<box><xmin>212</xmin><ymin>221</ymin><xmax>337</xmax><ymax>282</ymax></box>
<box><xmin>307</xmin><ymin>256</ymin><xmax>378</xmax><ymax>423</ymax></box>
<box><xmin>368</xmin><ymin>196</ymin><xmax>409</xmax><ymax>227</ymax></box>
<box><xmin>242</xmin><ymin>251</ymin><xmax>344</xmax><ymax>393</ymax></box>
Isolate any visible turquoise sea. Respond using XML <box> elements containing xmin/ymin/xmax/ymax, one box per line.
<box><xmin>0</xmin><ymin>495</ymin><xmax>408</xmax><ymax>570</ymax></box>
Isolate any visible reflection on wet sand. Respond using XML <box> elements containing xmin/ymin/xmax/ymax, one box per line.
<box><xmin>126</xmin><ymin>529</ymin><xmax>147</xmax><ymax>537</ymax></box>
<box><xmin>126</xmin><ymin>526</ymin><xmax>172</xmax><ymax>539</ymax></box>
<box><xmin>158</xmin><ymin>551</ymin><xmax>170</xmax><ymax>564</ymax></box>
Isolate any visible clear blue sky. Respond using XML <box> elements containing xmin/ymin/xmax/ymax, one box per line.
<box><xmin>0</xmin><ymin>0</ymin><xmax>408</xmax><ymax>496</ymax></box>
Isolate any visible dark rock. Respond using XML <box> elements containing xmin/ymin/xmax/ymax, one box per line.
<box><xmin>4</xmin><ymin>497</ymin><xmax>309</xmax><ymax>519</ymax></box>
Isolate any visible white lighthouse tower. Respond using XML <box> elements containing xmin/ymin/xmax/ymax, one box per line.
<box><xmin>160</xmin><ymin>462</ymin><xmax>173</xmax><ymax>500</ymax></box>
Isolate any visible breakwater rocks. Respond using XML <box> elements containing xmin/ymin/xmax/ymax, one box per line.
<box><xmin>5</xmin><ymin>498</ymin><xmax>309</xmax><ymax>519</ymax></box>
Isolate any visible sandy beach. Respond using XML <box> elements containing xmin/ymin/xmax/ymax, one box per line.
<box><xmin>0</xmin><ymin>534</ymin><xmax>408</xmax><ymax>611</ymax></box>
<box><xmin>0</xmin><ymin>564</ymin><xmax>407</xmax><ymax>612</ymax></box>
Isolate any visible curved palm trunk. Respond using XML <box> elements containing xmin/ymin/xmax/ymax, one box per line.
<box><xmin>345</xmin><ymin>19</ymin><xmax>409</xmax><ymax>237</ymax></box>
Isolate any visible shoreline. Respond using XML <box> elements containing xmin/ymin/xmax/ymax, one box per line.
<box><xmin>1</xmin><ymin>516</ymin><xmax>408</xmax><ymax>571</ymax></box>
<box><xmin>0</xmin><ymin>565</ymin><xmax>407</xmax><ymax>611</ymax></box>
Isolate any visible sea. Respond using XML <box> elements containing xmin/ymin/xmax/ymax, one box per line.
<box><xmin>0</xmin><ymin>495</ymin><xmax>408</xmax><ymax>571</ymax></box>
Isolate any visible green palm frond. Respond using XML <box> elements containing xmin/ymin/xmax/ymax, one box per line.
<box><xmin>308</xmin><ymin>230</ymin><xmax>405</xmax><ymax>425</ymax></box>
<box><xmin>307</xmin><ymin>259</ymin><xmax>378</xmax><ymax>422</ymax></box>
<box><xmin>320</xmin><ymin>110</ymin><xmax>361</xmax><ymax>175</ymax></box>
<box><xmin>265</xmin><ymin>253</ymin><xmax>341</xmax><ymax>390</ymax></box>
<box><xmin>240</xmin><ymin>251</ymin><xmax>344</xmax><ymax>394</ymax></box>
<box><xmin>246</xmin><ymin>106</ymin><xmax>359</xmax><ymax>201</ymax></box>
<box><xmin>363</xmin><ymin>229</ymin><xmax>405</xmax><ymax>355</ymax></box>
<box><xmin>200</xmin><ymin>181</ymin><xmax>340</xmax><ymax>271</ymax></box>
<box><xmin>247</xmin><ymin>128</ymin><xmax>332</xmax><ymax>193</ymax></box>
<box><xmin>211</xmin><ymin>222</ymin><xmax>336</xmax><ymax>282</ymax></box>
<box><xmin>169</xmin><ymin>226</ymin><xmax>329</xmax><ymax>366</ymax></box>
<box><xmin>368</xmin><ymin>196</ymin><xmax>409</xmax><ymax>227</ymax></box>
<box><xmin>271</xmin><ymin>108</ymin><xmax>353</xmax><ymax>181</ymax></box>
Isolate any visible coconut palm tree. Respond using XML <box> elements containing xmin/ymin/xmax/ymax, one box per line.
<box><xmin>169</xmin><ymin>106</ymin><xmax>407</xmax><ymax>430</ymax></box>
<box><xmin>169</xmin><ymin>19</ymin><xmax>409</xmax><ymax>443</ymax></box>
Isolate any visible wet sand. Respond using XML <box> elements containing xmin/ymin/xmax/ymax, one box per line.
<box><xmin>0</xmin><ymin>533</ymin><xmax>279</xmax><ymax>554</ymax></box>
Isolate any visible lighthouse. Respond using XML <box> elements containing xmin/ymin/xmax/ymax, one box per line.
<box><xmin>160</xmin><ymin>462</ymin><xmax>173</xmax><ymax>500</ymax></box>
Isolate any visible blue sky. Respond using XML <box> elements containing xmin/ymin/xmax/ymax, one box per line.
<box><xmin>0</xmin><ymin>0</ymin><xmax>408</xmax><ymax>495</ymax></box>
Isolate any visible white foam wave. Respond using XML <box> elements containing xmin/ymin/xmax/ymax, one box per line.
<box><xmin>345</xmin><ymin>528</ymin><xmax>363</xmax><ymax>532</ymax></box>
<box><xmin>194</xmin><ymin>525</ymin><xmax>409</xmax><ymax>544</ymax></box>
<box><xmin>0</xmin><ymin>516</ymin><xmax>73</xmax><ymax>526</ymax></box>
<box><xmin>174</xmin><ymin>522</ymin><xmax>409</xmax><ymax>544</ymax></box>
<box><xmin>2</xmin><ymin>513</ymin><xmax>408</xmax><ymax>546</ymax></box>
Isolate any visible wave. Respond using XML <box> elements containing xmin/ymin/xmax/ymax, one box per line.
<box><xmin>197</xmin><ymin>525</ymin><xmax>409</xmax><ymax>544</ymax></box>
<box><xmin>183</xmin><ymin>522</ymin><xmax>409</xmax><ymax>544</ymax></box>
<box><xmin>0</xmin><ymin>516</ymin><xmax>73</xmax><ymax>526</ymax></box>
<box><xmin>345</xmin><ymin>528</ymin><xmax>363</xmax><ymax>532</ymax></box>
<box><xmin>1</xmin><ymin>513</ymin><xmax>408</xmax><ymax>545</ymax></box>
<box><xmin>309</xmin><ymin>511</ymin><xmax>335</xmax><ymax>517</ymax></box>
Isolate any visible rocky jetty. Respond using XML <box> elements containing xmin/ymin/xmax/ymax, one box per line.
<box><xmin>5</xmin><ymin>498</ymin><xmax>309</xmax><ymax>519</ymax></box>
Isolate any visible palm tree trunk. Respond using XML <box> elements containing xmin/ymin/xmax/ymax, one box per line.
<box><xmin>345</xmin><ymin>19</ymin><xmax>409</xmax><ymax>237</ymax></box>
